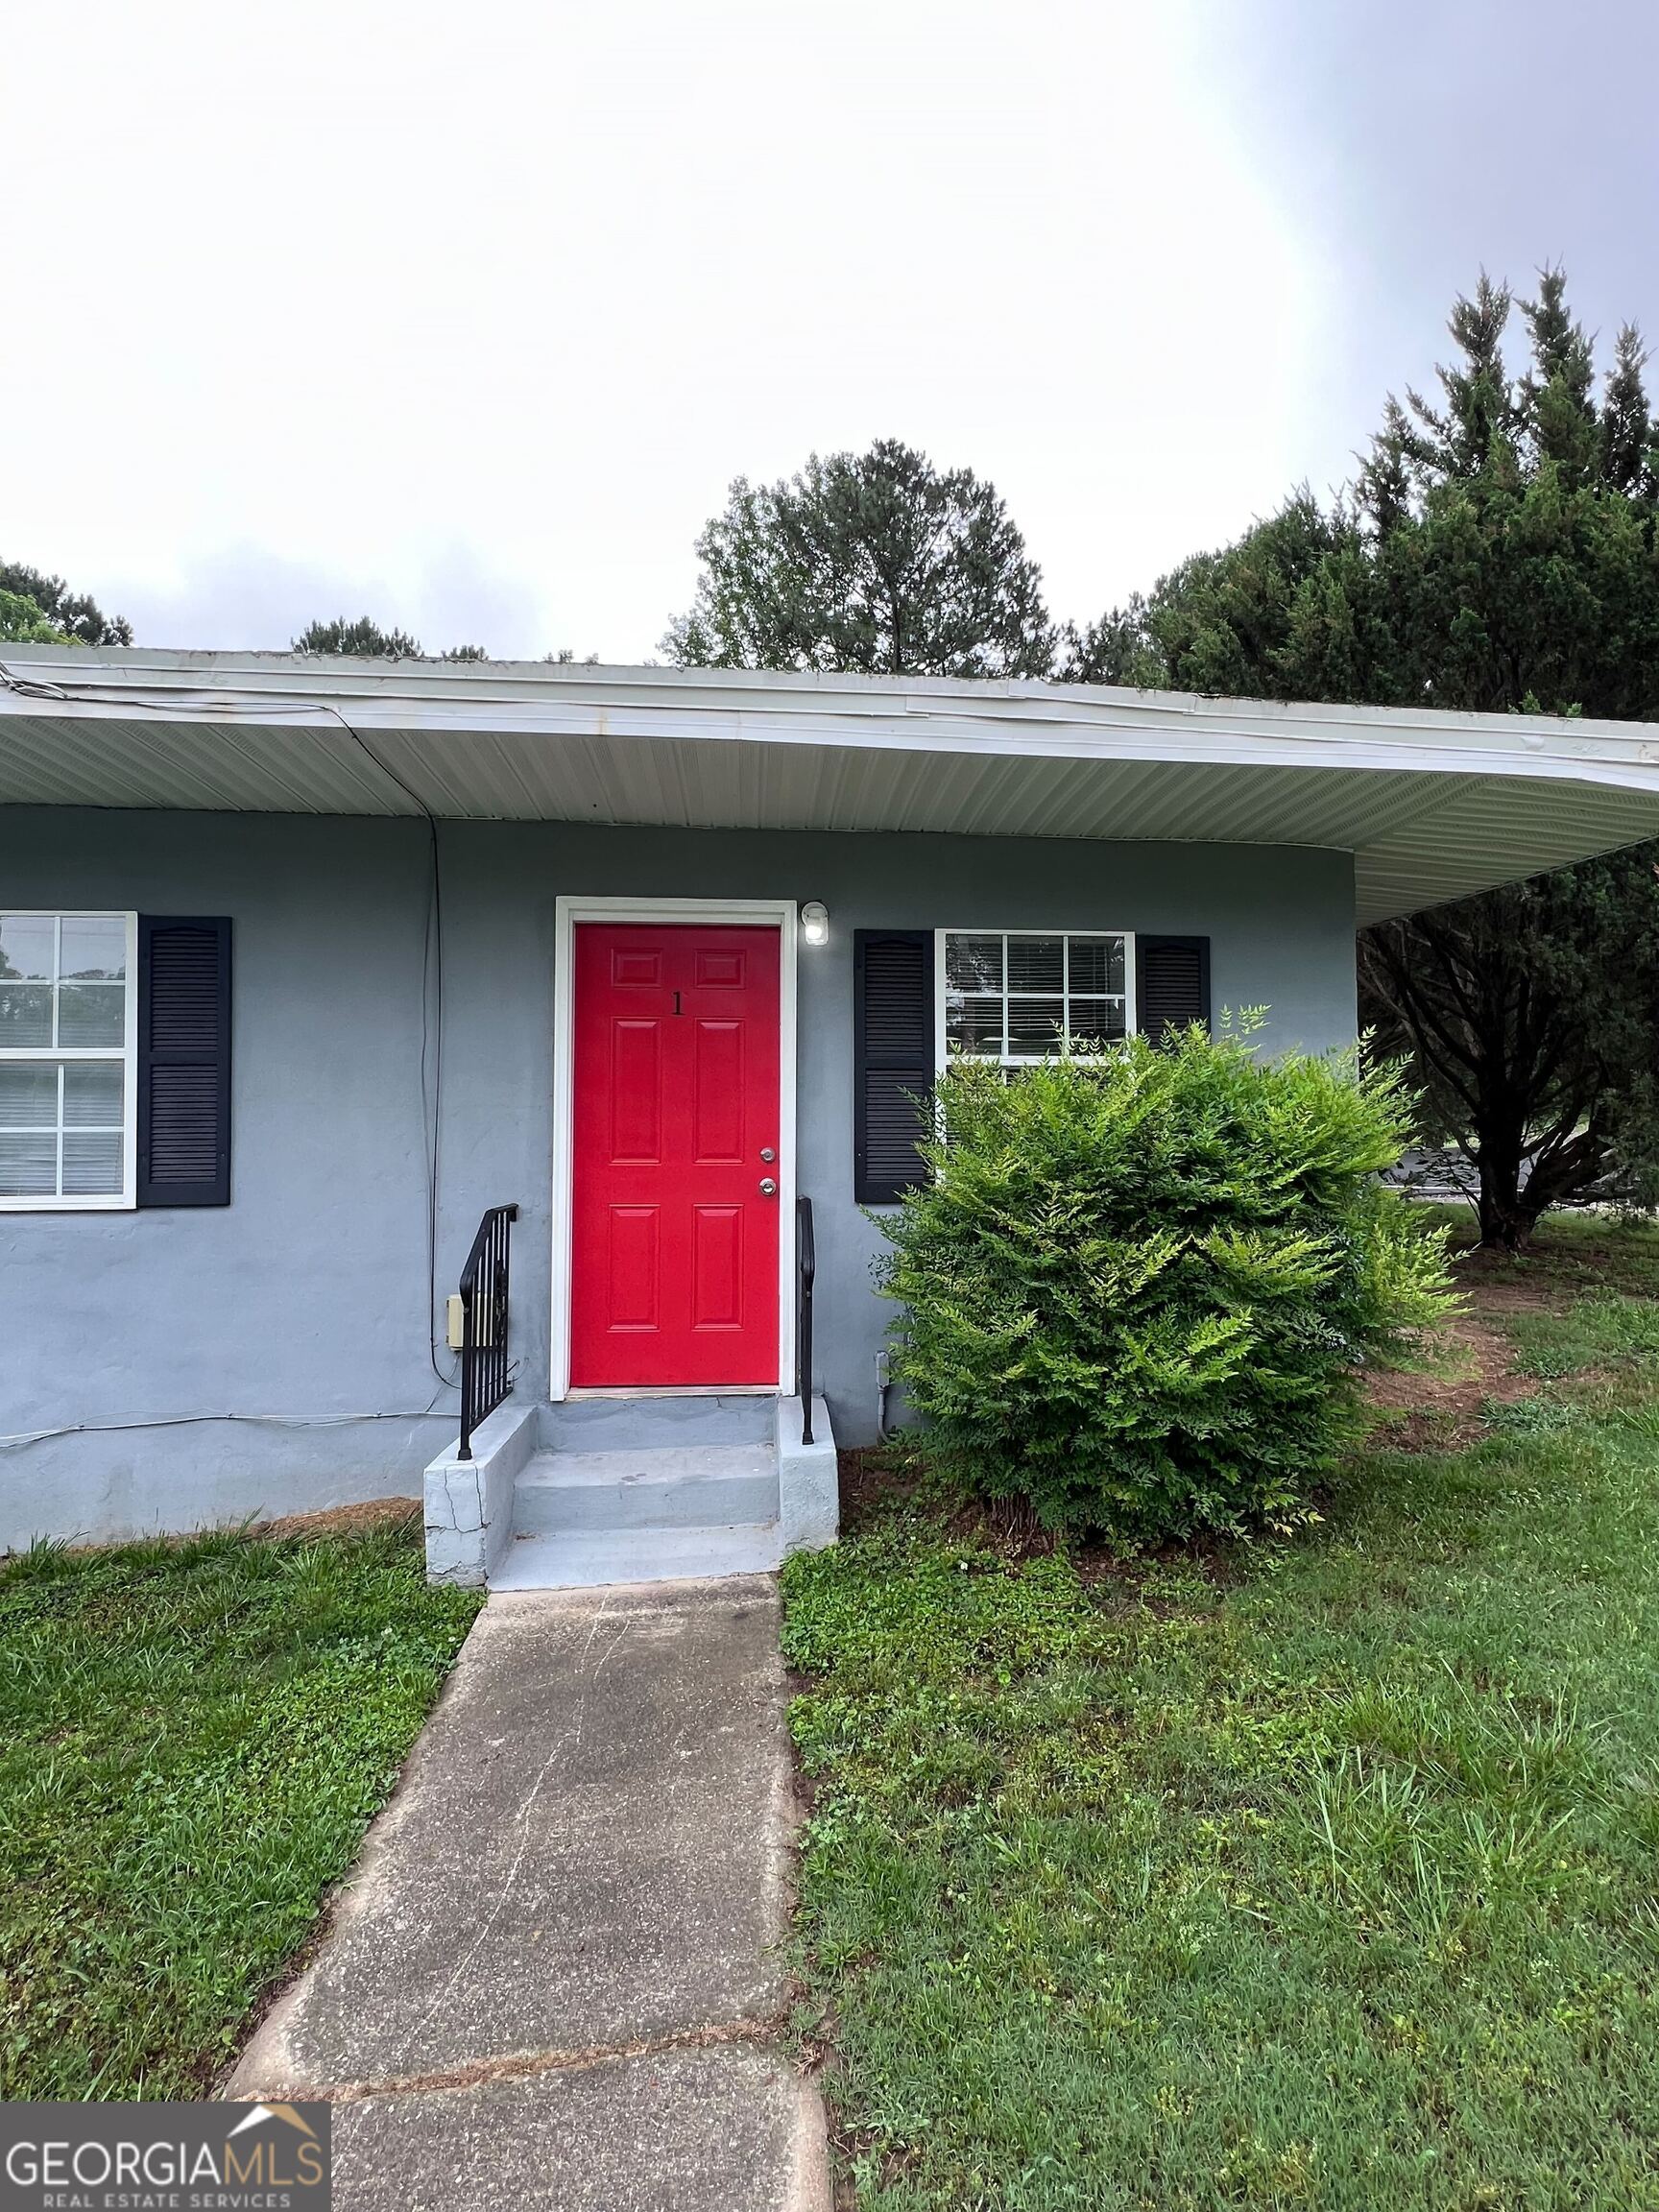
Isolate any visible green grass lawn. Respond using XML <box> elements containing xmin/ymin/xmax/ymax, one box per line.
<box><xmin>0</xmin><ymin>1510</ymin><xmax>480</xmax><ymax>2099</ymax></box>
<box><xmin>783</xmin><ymin>1219</ymin><xmax>1659</xmax><ymax>2209</ymax></box>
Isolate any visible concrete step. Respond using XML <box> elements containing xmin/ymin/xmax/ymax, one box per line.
<box><xmin>491</xmin><ymin>1522</ymin><xmax>784</xmax><ymax>1592</ymax></box>
<box><xmin>541</xmin><ymin>1393</ymin><xmax>774</xmax><ymax>1451</ymax></box>
<box><xmin>512</xmin><ymin>1445</ymin><xmax>780</xmax><ymax>1535</ymax></box>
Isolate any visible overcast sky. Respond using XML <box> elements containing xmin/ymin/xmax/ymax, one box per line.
<box><xmin>6</xmin><ymin>0</ymin><xmax>1655</xmax><ymax>661</ymax></box>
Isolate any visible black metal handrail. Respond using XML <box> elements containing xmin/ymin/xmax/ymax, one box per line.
<box><xmin>457</xmin><ymin>1204</ymin><xmax>520</xmax><ymax>1460</ymax></box>
<box><xmin>796</xmin><ymin>1194</ymin><xmax>815</xmax><ymax>1445</ymax></box>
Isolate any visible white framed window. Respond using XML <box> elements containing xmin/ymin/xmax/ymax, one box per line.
<box><xmin>937</xmin><ymin>928</ymin><xmax>1136</xmax><ymax>1070</ymax></box>
<box><xmin>0</xmin><ymin>912</ymin><xmax>138</xmax><ymax>1210</ymax></box>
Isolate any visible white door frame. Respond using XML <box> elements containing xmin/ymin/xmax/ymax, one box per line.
<box><xmin>550</xmin><ymin>895</ymin><xmax>800</xmax><ymax>1400</ymax></box>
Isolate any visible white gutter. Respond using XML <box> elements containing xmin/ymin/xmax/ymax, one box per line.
<box><xmin>4</xmin><ymin>645</ymin><xmax>1659</xmax><ymax>793</ymax></box>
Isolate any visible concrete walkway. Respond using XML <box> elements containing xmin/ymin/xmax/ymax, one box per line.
<box><xmin>229</xmin><ymin>1578</ymin><xmax>828</xmax><ymax>2211</ymax></box>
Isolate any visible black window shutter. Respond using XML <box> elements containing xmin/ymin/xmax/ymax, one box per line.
<box><xmin>854</xmin><ymin>929</ymin><xmax>934</xmax><ymax>1204</ymax></box>
<box><xmin>138</xmin><ymin>918</ymin><xmax>231</xmax><ymax>1207</ymax></box>
<box><xmin>1136</xmin><ymin>935</ymin><xmax>1211</xmax><ymax>1045</ymax></box>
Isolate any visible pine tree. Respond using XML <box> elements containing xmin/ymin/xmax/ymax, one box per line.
<box><xmin>1409</xmin><ymin>273</ymin><xmax>1517</xmax><ymax>484</ymax></box>
<box><xmin>1519</xmin><ymin>264</ymin><xmax>1599</xmax><ymax>480</ymax></box>
<box><xmin>664</xmin><ymin>440</ymin><xmax>1054</xmax><ymax>679</ymax></box>
<box><xmin>1065</xmin><ymin>269</ymin><xmax>1659</xmax><ymax>1245</ymax></box>
<box><xmin>1601</xmin><ymin>325</ymin><xmax>1658</xmax><ymax>495</ymax></box>
<box><xmin>293</xmin><ymin>617</ymin><xmax>423</xmax><ymax>658</ymax></box>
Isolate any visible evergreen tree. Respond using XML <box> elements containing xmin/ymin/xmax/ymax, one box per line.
<box><xmin>0</xmin><ymin>563</ymin><xmax>131</xmax><ymax>646</ymax></box>
<box><xmin>664</xmin><ymin>439</ymin><xmax>1054</xmax><ymax>679</ymax></box>
<box><xmin>1063</xmin><ymin>494</ymin><xmax>1359</xmax><ymax>696</ymax></box>
<box><xmin>293</xmin><ymin>616</ymin><xmax>423</xmax><ymax>658</ymax></box>
<box><xmin>292</xmin><ymin>623</ymin><xmax>514</xmax><ymax>661</ymax></box>
<box><xmin>1064</xmin><ymin>270</ymin><xmax>1659</xmax><ymax>1246</ymax></box>
<box><xmin>1600</xmin><ymin>325</ymin><xmax>1658</xmax><ymax>495</ymax></box>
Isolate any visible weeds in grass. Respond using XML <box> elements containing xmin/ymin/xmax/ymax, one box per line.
<box><xmin>1503</xmin><ymin>1286</ymin><xmax>1659</xmax><ymax>1379</ymax></box>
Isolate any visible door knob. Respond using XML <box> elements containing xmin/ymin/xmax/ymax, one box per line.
<box><xmin>758</xmin><ymin>1177</ymin><xmax>779</xmax><ymax>1196</ymax></box>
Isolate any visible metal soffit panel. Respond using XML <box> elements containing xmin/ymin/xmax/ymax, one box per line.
<box><xmin>1</xmin><ymin>716</ymin><xmax>1656</xmax><ymax>923</ymax></box>
<box><xmin>0</xmin><ymin>711</ymin><xmax>393</xmax><ymax>814</ymax></box>
<box><xmin>0</xmin><ymin>717</ymin><xmax>1477</xmax><ymax>840</ymax></box>
<box><xmin>5</xmin><ymin>649</ymin><xmax>1659</xmax><ymax>922</ymax></box>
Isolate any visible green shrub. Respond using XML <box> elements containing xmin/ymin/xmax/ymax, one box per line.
<box><xmin>877</xmin><ymin>1022</ymin><xmax>1454</xmax><ymax>1544</ymax></box>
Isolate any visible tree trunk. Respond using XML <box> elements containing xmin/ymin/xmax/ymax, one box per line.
<box><xmin>1476</xmin><ymin>1141</ymin><xmax>1536</xmax><ymax>1250</ymax></box>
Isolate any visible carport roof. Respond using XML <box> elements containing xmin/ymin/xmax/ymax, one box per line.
<box><xmin>4</xmin><ymin>644</ymin><xmax>1659</xmax><ymax>925</ymax></box>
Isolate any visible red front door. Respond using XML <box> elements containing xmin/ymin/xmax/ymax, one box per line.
<box><xmin>569</xmin><ymin>923</ymin><xmax>781</xmax><ymax>1388</ymax></box>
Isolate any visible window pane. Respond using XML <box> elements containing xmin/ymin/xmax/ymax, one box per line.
<box><xmin>1068</xmin><ymin>936</ymin><xmax>1125</xmax><ymax>994</ymax></box>
<box><xmin>58</xmin><ymin>983</ymin><xmax>127</xmax><ymax>1047</ymax></box>
<box><xmin>0</xmin><ymin>1063</ymin><xmax>57</xmax><ymax>1127</ymax></box>
<box><xmin>1007</xmin><ymin>997</ymin><xmax>1066</xmax><ymax>1056</ymax></box>
<box><xmin>1066</xmin><ymin>998</ymin><xmax>1127</xmax><ymax>1044</ymax></box>
<box><xmin>0</xmin><ymin>1132</ymin><xmax>56</xmax><ymax>1196</ymax></box>
<box><xmin>62</xmin><ymin>1132</ymin><xmax>123</xmax><ymax>1196</ymax></box>
<box><xmin>0</xmin><ymin>984</ymin><xmax>53</xmax><ymax>1046</ymax></box>
<box><xmin>0</xmin><ymin>916</ymin><xmax>54</xmax><ymax>981</ymax></box>
<box><xmin>946</xmin><ymin>934</ymin><xmax>1002</xmax><ymax>991</ymax></box>
<box><xmin>60</xmin><ymin>915</ymin><xmax>127</xmax><ymax>981</ymax></box>
<box><xmin>0</xmin><ymin>916</ymin><xmax>132</xmax><ymax>1204</ymax></box>
<box><xmin>1007</xmin><ymin>936</ymin><xmax>1063</xmax><ymax>992</ymax></box>
<box><xmin>947</xmin><ymin>998</ymin><xmax>1005</xmax><ymax>1054</ymax></box>
<box><xmin>63</xmin><ymin>1061</ymin><xmax>124</xmax><ymax>1128</ymax></box>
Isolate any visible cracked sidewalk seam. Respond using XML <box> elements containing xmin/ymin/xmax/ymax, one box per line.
<box><xmin>237</xmin><ymin>2008</ymin><xmax>792</xmax><ymax>2105</ymax></box>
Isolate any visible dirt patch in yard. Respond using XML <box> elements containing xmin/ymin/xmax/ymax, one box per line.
<box><xmin>252</xmin><ymin>1497</ymin><xmax>421</xmax><ymax>1543</ymax></box>
<box><xmin>1360</xmin><ymin>1242</ymin><xmax>1576</xmax><ymax>1450</ymax></box>
<box><xmin>1361</xmin><ymin>1309</ymin><xmax>1538</xmax><ymax>1451</ymax></box>
<box><xmin>27</xmin><ymin>1496</ymin><xmax>424</xmax><ymax>1562</ymax></box>
<box><xmin>831</xmin><ymin>1446</ymin><xmax>1241</xmax><ymax>1592</ymax></box>
<box><xmin>836</xmin><ymin>1446</ymin><xmax>1056</xmax><ymax>1556</ymax></box>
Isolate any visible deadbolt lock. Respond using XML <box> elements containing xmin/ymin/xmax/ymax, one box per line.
<box><xmin>759</xmin><ymin>1145</ymin><xmax>777</xmax><ymax>1162</ymax></box>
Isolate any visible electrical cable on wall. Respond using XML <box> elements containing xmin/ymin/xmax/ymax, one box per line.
<box><xmin>0</xmin><ymin>661</ymin><xmax>463</xmax><ymax>1398</ymax></box>
<box><xmin>0</xmin><ymin>1407</ymin><xmax>453</xmax><ymax>1452</ymax></box>
<box><xmin>317</xmin><ymin>707</ymin><xmax>456</xmax><ymax>1393</ymax></box>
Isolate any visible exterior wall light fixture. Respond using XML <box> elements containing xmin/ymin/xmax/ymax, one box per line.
<box><xmin>801</xmin><ymin>901</ymin><xmax>830</xmax><ymax>947</ymax></box>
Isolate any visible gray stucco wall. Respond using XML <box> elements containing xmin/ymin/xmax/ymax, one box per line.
<box><xmin>0</xmin><ymin>808</ymin><xmax>1357</xmax><ymax>1545</ymax></box>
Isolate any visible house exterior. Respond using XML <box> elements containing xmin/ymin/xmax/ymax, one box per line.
<box><xmin>5</xmin><ymin>648</ymin><xmax>1659</xmax><ymax>1583</ymax></box>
